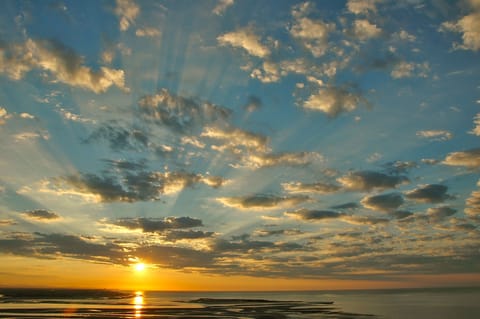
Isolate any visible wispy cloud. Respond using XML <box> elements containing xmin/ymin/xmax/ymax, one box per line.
<box><xmin>217</xmin><ymin>194</ymin><xmax>310</xmax><ymax>210</ymax></box>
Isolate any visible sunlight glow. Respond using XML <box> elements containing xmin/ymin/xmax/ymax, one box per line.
<box><xmin>134</xmin><ymin>263</ymin><xmax>146</xmax><ymax>272</ymax></box>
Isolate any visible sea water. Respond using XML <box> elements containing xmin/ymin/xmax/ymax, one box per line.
<box><xmin>1</xmin><ymin>287</ymin><xmax>479</xmax><ymax>318</ymax></box>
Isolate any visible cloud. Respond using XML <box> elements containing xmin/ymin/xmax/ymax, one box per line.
<box><xmin>389</xmin><ymin>210</ymin><xmax>413</xmax><ymax>219</ymax></box>
<box><xmin>21</xmin><ymin>209</ymin><xmax>61</xmax><ymax>221</ymax></box>
<box><xmin>164</xmin><ymin>230</ymin><xmax>215</xmax><ymax>242</ymax></box>
<box><xmin>115</xmin><ymin>0</ymin><xmax>140</xmax><ymax>31</ymax></box>
<box><xmin>138</xmin><ymin>89</ymin><xmax>231</xmax><ymax>133</ymax></box>
<box><xmin>285</xmin><ymin>208</ymin><xmax>343</xmax><ymax>221</ymax></box>
<box><xmin>289</xmin><ymin>2</ymin><xmax>335</xmax><ymax>57</ymax></box>
<box><xmin>426</xmin><ymin>206</ymin><xmax>457</xmax><ymax>222</ymax></box>
<box><xmin>405</xmin><ymin>184</ymin><xmax>453</xmax><ymax>203</ymax></box>
<box><xmin>217</xmin><ymin>28</ymin><xmax>270</xmax><ymax>58</ymax></box>
<box><xmin>240</xmin><ymin>152</ymin><xmax>321</xmax><ymax>169</ymax></box>
<box><xmin>55</xmin><ymin>169</ymin><xmax>226</xmax><ymax>203</ymax></box>
<box><xmin>0</xmin><ymin>107</ymin><xmax>12</xmax><ymax>124</ymax></box>
<box><xmin>201</xmin><ymin>126</ymin><xmax>269</xmax><ymax>153</ymax></box>
<box><xmin>303</xmin><ymin>86</ymin><xmax>365</xmax><ymax>117</ymax></box>
<box><xmin>110</xmin><ymin>216</ymin><xmax>203</xmax><ymax>233</ymax></box>
<box><xmin>213</xmin><ymin>0</ymin><xmax>234</xmax><ymax>15</ymax></box>
<box><xmin>361</xmin><ymin>192</ymin><xmax>404</xmax><ymax>212</ymax></box>
<box><xmin>346</xmin><ymin>0</ymin><xmax>381</xmax><ymax>15</ymax></box>
<box><xmin>341</xmin><ymin>215</ymin><xmax>390</xmax><ymax>225</ymax></box>
<box><xmin>254</xmin><ymin>229</ymin><xmax>303</xmax><ymax>237</ymax></box>
<box><xmin>134</xmin><ymin>244</ymin><xmax>214</xmax><ymax>269</ymax></box>
<box><xmin>282</xmin><ymin>181</ymin><xmax>340</xmax><ymax>194</ymax></box>
<box><xmin>391</xmin><ymin>61</ymin><xmax>429</xmax><ymax>79</ymax></box>
<box><xmin>0</xmin><ymin>38</ymin><xmax>127</xmax><ymax>93</ymax></box>
<box><xmin>0</xmin><ymin>219</ymin><xmax>16</xmax><ymax>226</ymax></box>
<box><xmin>443</xmin><ymin>148</ymin><xmax>480</xmax><ymax>168</ymax></box>
<box><xmin>465</xmin><ymin>180</ymin><xmax>480</xmax><ymax>219</ymax></box>
<box><xmin>440</xmin><ymin>0</ymin><xmax>480</xmax><ymax>51</ymax></box>
<box><xmin>85</xmin><ymin>123</ymin><xmax>149</xmax><ymax>151</ymax></box>
<box><xmin>135</xmin><ymin>27</ymin><xmax>161</xmax><ymax>37</ymax></box>
<box><xmin>13</xmin><ymin>131</ymin><xmax>50</xmax><ymax>142</ymax></box>
<box><xmin>217</xmin><ymin>194</ymin><xmax>310</xmax><ymax>210</ymax></box>
<box><xmin>337</xmin><ymin>170</ymin><xmax>409</xmax><ymax>192</ymax></box>
<box><xmin>331</xmin><ymin>202</ymin><xmax>360</xmax><ymax>210</ymax></box>
<box><xmin>0</xmin><ymin>233</ymin><xmax>125</xmax><ymax>264</ymax></box>
<box><xmin>243</xmin><ymin>95</ymin><xmax>262</xmax><ymax>113</ymax></box>
<box><xmin>351</xmin><ymin>19</ymin><xmax>382</xmax><ymax>40</ymax></box>
<box><xmin>470</xmin><ymin>113</ymin><xmax>480</xmax><ymax>136</ymax></box>
<box><xmin>383</xmin><ymin>161</ymin><xmax>418</xmax><ymax>175</ymax></box>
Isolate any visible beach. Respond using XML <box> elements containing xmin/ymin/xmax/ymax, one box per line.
<box><xmin>1</xmin><ymin>287</ymin><xmax>479</xmax><ymax>318</ymax></box>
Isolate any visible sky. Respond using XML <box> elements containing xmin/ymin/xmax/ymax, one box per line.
<box><xmin>0</xmin><ymin>0</ymin><xmax>480</xmax><ymax>291</ymax></box>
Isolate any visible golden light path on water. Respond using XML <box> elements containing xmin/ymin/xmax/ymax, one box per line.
<box><xmin>133</xmin><ymin>291</ymin><xmax>144</xmax><ymax>318</ymax></box>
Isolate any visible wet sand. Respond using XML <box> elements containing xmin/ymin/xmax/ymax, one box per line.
<box><xmin>0</xmin><ymin>297</ymin><xmax>377</xmax><ymax>318</ymax></box>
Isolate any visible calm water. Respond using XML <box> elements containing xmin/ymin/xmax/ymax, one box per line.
<box><xmin>0</xmin><ymin>287</ymin><xmax>479</xmax><ymax>318</ymax></box>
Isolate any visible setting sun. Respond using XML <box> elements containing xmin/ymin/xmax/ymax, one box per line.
<box><xmin>134</xmin><ymin>263</ymin><xmax>146</xmax><ymax>272</ymax></box>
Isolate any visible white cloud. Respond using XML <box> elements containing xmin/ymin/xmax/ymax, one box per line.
<box><xmin>20</xmin><ymin>113</ymin><xmax>35</xmax><ymax>119</ymax></box>
<box><xmin>115</xmin><ymin>0</ymin><xmax>140</xmax><ymax>31</ymax></box>
<box><xmin>135</xmin><ymin>27</ymin><xmax>161</xmax><ymax>37</ymax></box>
<box><xmin>470</xmin><ymin>113</ymin><xmax>480</xmax><ymax>136</ymax></box>
<box><xmin>303</xmin><ymin>87</ymin><xmax>363</xmax><ymax>117</ymax></box>
<box><xmin>0</xmin><ymin>39</ymin><xmax>127</xmax><ymax>93</ymax></box>
<box><xmin>416</xmin><ymin>130</ymin><xmax>452</xmax><ymax>141</ymax></box>
<box><xmin>213</xmin><ymin>0</ymin><xmax>234</xmax><ymax>15</ymax></box>
<box><xmin>465</xmin><ymin>180</ymin><xmax>480</xmax><ymax>219</ymax></box>
<box><xmin>346</xmin><ymin>0</ymin><xmax>382</xmax><ymax>15</ymax></box>
<box><xmin>391</xmin><ymin>61</ymin><xmax>429</xmax><ymax>79</ymax></box>
<box><xmin>443</xmin><ymin>148</ymin><xmax>480</xmax><ymax>168</ymax></box>
<box><xmin>290</xmin><ymin>3</ymin><xmax>334</xmax><ymax>57</ymax></box>
<box><xmin>13</xmin><ymin>131</ymin><xmax>50</xmax><ymax>142</ymax></box>
<box><xmin>217</xmin><ymin>28</ymin><xmax>270</xmax><ymax>58</ymax></box>
<box><xmin>201</xmin><ymin>126</ymin><xmax>269</xmax><ymax>153</ymax></box>
<box><xmin>440</xmin><ymin>0</ymin><xmax>480</xmax><ymax>51</ymax></box>
<box><xmin>352</xmin><ymin>19</ymin><xmax>382</xmax><ymax>40</ymax></box>
<box><xmin>0</xmin><ymin>107</ymin><xmax>11</xmax><ymax>124</ymax></box>
<box><xmin>250</xmin><ymin>61</ymin><xmax>281</xmax><ymax>83</ymax></box>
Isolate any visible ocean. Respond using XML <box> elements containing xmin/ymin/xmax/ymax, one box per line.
<box><xmin>0</xmin><ymin>287</ymin><xmax>479</xmax><ymax>318</ymax></box>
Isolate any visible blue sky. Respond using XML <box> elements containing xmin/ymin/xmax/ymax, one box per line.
<box><xmin>0</xmin><ymin>0</ymin><xmax>480</xmax><ymax>289</ymax></box>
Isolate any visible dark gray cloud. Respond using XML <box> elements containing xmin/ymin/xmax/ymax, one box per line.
<box><xmin>164</xmin><ymin>230</ymin><xmax>215</xmax><ymax>242</ymax></box>
<box><xmin>102</xmin><ymin>159</ymin><xmax>148</xmax><ymax>171</ymax></box>
<box><xmin>59</xmin><ymin>169</ymin><xmax>226</xmax><ymax>203</ymax></box>
<box><xmin>218</xmin><ymin>194</ymin><xmax>310</xmax><ymax>210</ymax></box>
<box><xmin>134</xmin><ymin>244</ymin><xmax>215</xmax><ymax>269</ymax></box>
<box><xmin>244</xmin><ymin>95</ymin><xmax>262</xmax><ymax>113</ymax></box>
<box><xmin>0</xmin><ymin>232</ymin><xmax>126</xmax><ymax>264</ymax></box>
<box><xmin>330</xmin><ymin>202</ymin><xmax>360</xmax><ymax>210</ymax></box>
<box><xmin>21</xmin><ymin>209</ymin><xmax>60</xmax><ymax>221</ymax></box>
<box><xmin>338</xmin><ymin>170</ymin><xmax>409</xmax><ymax>191</ymax></box>
<box><xmin>285</xmin><ymin>208</ymin><xmax>344</xmax><ymax>221</ymax></box>
<box><xmin>426</xmin><ymin>206</ymin><xmax>457</xmax><ymax>222</ymax></box>
<box><xmin>85</xmin><ymin>122</ymin><xmax>149</xmax><ymax>151</ymax></box>
<box><xmin>383</xmin><ymin>161</ymin><xmax>418</xmax><ymax>175</ymax></box>
<box><xmin>111</xmin><ymin>217</ymin><xmax>203</xmax><ymax>232</ymax></box>
<box><xmin>361</xmin><ymin>192</ymin><xmax>404</xmax><ymax>212</ymax></box>
<box><xmin>254</xmin><ymin>229</ymin><xmax>303</xmax><ymax>237</ymax></box>
<box><xmin>138</xmin><ymin>88</ymin><xmax>231</xmax><ymax>133</ymax></box>
<box><xmin>390</xmin><ymin>210</ymin><xmax>413</xmax><ymax>219</ymax></box>
<box><xmin>405</xmin><ymin>184</ymin><xmax>453</xmax><ymax>203</ymax></box>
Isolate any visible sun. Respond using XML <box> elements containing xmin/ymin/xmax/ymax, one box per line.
<box><xmin>134</xmin><ymin>263</ymin><xmax>146</xmax><ymax>272</ymax></box>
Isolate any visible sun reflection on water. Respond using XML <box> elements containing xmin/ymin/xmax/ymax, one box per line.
<box><xmin>133</xmin><ymin>291</ymin><xmax>144</xmax><ymax>318</ymax></box>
